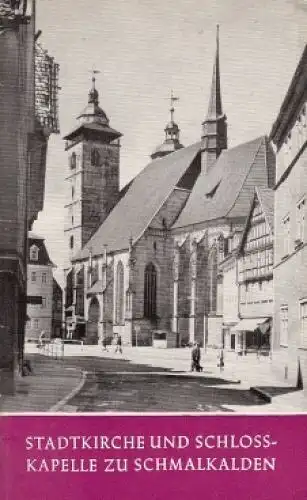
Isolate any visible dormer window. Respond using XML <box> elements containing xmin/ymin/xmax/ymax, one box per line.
<box><xmin>30</xmin><ymin>245</ymin><xmax>39</xmax><ymax>261</ymax></box>
<box><xmin>91</xmin><ymin>148</ymin><xmax>100</xmax><ymax>166</ymax></box>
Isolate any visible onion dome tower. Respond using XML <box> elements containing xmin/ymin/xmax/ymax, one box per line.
<box><xmin>151</xmin><ymin>91</ymin><xmax>184</xmax><ymax>160</ymax></box>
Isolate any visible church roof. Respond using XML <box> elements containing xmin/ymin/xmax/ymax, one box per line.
<box><xmin>74</xmin><ymin>141</ymin><xmax>200</xmax><ymax>261</ymax></box>
<box><xmin>63</xmin><ymin>121</ymin><xmax>122</xmax><ymax>142</ymax></box>
<box><xmin>256</xmin><ymin>187</ymin><xmax>274</xmax><ymax>232</ymax></box>
<box><xmin>173</xmin><ymin>135</ymin><xmax>273</xmax><ymax>229</ymax></box>
<box><xmin>238</xmin><ymin>187</ymin><xmax>274</xmax><ymax>254</ymax></box>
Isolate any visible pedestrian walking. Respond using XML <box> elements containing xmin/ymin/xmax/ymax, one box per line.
<box><xmin>102</xmin><ymin>336</ymin><xmax>108</xmax><ymax>351</ymax></box>
<box><xmin>191</xmin><ymin>342</ymin><xmax>202</xmax><ymax>372</ymax></box>
<box><xmin>38</xmin><ymin>330</ymin><xmax>46</xmax><ymax>349</ymax></box>
<box><xmin>115</xmin><ymin>334</ymin><xmax>123</xmax><ymax>354</ymax></box>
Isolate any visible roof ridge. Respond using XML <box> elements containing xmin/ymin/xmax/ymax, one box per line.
<box><xmin>255</xmin><ymin>185</ymin><xmax>274</xmax><ymax>233</ymax></box>
<box><xmin>132</xmin><ymin>144</ymin><xmax>200</xmax><ymax>245</ymax></box>
<box><xmin>225</xmin><ymin>136</ymin><xmax>265</xmax><ymax>218</ymax></box>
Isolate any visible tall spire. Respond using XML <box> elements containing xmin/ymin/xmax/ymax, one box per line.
<box><xmin>201</xmin><ymin>25</ymin><xmax>227</xmax><ymax>174</ymax></box>
<box><xmin>207</xmin><ymin>24</ymin><xmax>223</xmax><ymax>119</ymax></box>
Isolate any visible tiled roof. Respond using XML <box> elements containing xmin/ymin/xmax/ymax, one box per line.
<box><xmin>63</xmin><ymin>122</ymin><xmax>122</xmax><ymax>141</ymax></box>
<box><xmin>74</xmin><ymin>142</ymin><xmax>200</xmax><ymax>261</ymax></box>
<box><xmin>173</xmin><ymin>136</ymin><xmax>271</xmax><ymax>228</ymax></box>
<box><xmin>238</xmin><ymin>186</ymin><xmax>274</xmax><ymax>254</ymax></box>
<box><xmin>28</xmin><ymin>234</ymin><xmax>55</xmax><ymax>266</ymax></box>
<box><xmin>256</xmin><ymin>187</ymin><xmax>274</xmax><ymax>232</ymax></box>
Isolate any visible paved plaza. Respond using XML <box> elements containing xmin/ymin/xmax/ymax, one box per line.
<box><xmin>1</xmin><ymin>344</ymin><xmax>306</xmax><ymax>413</ymax></box>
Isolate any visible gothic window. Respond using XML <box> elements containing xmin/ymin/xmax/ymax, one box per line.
<box><xmin>91</xmin><ymin>148</ymin><xmax>100</xmax><ymax>166</ymax></box>
<box><xmin>91</xmin><ymin>261</ymin><xmax>99</xmax><ymax>285</ymax></box>
<box><xmin>144</xmin><ymin>263</ymin><xmax>157</xmax><ymax>319</ymax></box>
<box><xmin>29</xmin><ymin>245</ymin><xmax>39</xmax><ymax>261</ymax></box>
<box><xmin>70</xmin><ymin>152</ymin><xmax>76</xmax><ymax>169</ymax></box>
<box><xmin>115</xmin><ymin>261</ymin><xmax>124</xmax><ymax>324</ymax></box>
<box><xmin>76</xmin><ymin>266</ymin><xmax>85</xmax><ymax>316</ymax></box>
<box><xmin>208</xmin><ymin>247</ymin><xmax>218</xmax><ymax>314</ymax></box>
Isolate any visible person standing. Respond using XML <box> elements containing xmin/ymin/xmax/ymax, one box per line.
<box><xmin>115</xmin><ymin>334</ymin><xmax>122</xmax><ymax>354</ymax></box>
<box><xmin>191</xmin><ymin>342</ymin><xmax>201</xmax><ymax>372</ymax></box>
<box><xmin>102</xmin><ymin>336</ymin><xmax>108</xmax><ymax>351</ymax></box>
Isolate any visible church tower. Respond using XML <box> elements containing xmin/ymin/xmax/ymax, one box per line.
<box><xmin>151</xmin><ymin>91</ymin><xmax>184</xmax><ymax>159</ymax></box>
<box><xmin>63</xmin><ymin>74</ymin><xmax>122</xmax><ymax>261</ymax></box>
<box><xmin>201</xmin><ymin>25</ymin><xmax>227</xmax><ymax>174</ymax></box>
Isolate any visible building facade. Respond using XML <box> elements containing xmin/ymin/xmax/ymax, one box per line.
<box><xmin>25</xmin><ymin>233</ymin><xmax>54</xmax><ymax>342</ymax></box>
<box><xmin>271</xmin><ymin>44</ymin><xmax>307</xmax><ymax>391</ymax></box>
<box><xmin>232</xmin><ymin>188</ymin><xmax>274</xmax><ymax>352</ymax></box>
<box><xmin>0</xmin><ymin>0</ymin><xmax>59</xmax><ymax>393</ymax></box>
<box><xmin>64</xmin><ymin>28</ymin><xmax>275</xmax><ymax>349</ymax></box>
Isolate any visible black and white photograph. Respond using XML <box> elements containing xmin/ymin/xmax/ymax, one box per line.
<box><xmin>1</xmin><ymin>0</ymin><xmax>307</xmax><ymax>414</ymax></box>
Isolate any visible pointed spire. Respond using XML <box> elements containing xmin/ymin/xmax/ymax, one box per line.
<box><xmin>207</xmin><ymin>24</ymin><xmax>223</xmax><ymax>120</ymax></box>
<box><xmin>201</xmin><ymin>25</ymin><xmax>227</xmax><ymax>174</ymax></box>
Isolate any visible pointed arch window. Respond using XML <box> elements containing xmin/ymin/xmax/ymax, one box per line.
<box><xmin>208</xmin><ymin>247</ymin><xmax>218</xmax><ymax>314</ymax></box>
<box><xmin>115</xmin><ymin>261</ymin><xmax>125</xmax><ymax>324</ymax></box>
<box><xmin>76</xmin><ymin>266</ymin><xmax>85</xmax><ymax>316</ymax></box>
<box><xmin>144</xmin><ymin>263</ymin><xmax>157</xmax><ymax>319</ymax></box>
<box><xmin>91</xmin><ymin>148</ymin><xmax>100</xmax><ymax>166</ymax></box>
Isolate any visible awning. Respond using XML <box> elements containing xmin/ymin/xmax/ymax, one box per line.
<box><xmin>231</xmin><ymin>318</ymin><xmax>270</xmax><ymax>332</ymax></box>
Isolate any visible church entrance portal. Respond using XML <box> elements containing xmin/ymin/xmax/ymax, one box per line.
<box><xmin>86</xmin><ymin>297</ymin><xmax>100</xmax><ymax>345</ymax></box>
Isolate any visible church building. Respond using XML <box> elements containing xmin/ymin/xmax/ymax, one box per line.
<box><xmin>64</xmin><ymin>28</ymin><xmax>275</xmax><ymax>348</ymax></box>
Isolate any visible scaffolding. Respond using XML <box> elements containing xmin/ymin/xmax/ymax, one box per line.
<box><xmin>35</xmin><ymin>42</ymin><xmax>60</xmax><ymax>135</ymax></box>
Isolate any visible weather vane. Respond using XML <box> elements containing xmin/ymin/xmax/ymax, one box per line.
<box><xmin>89</xmin><ymin>67</ymin><xmax>100</xmax><ymax>86</ymax></box>
<box><xmin>165</xmin><ymin>89</ymin><xmax>179</xmax><ymax>122</ymax></box>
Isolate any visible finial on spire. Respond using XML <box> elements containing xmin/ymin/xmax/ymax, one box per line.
<box><xmin>88</xmin><ymin>68</ymin><xmax>100</xmax><ymax>105</ymax></box>
<box><xmin>169</xmin><ymin>90</ymin><xmax>179</xmax><ymax>123</ymax></box>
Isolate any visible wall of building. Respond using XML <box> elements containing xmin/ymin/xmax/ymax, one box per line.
<box><xmin>222</xmin><ymin>259</ymin><xmax>238</xmax><ymax>325</ymax></box>
<box><xmin>64</xmin><ymin>142</ymin><xmax>84</xmax><ymax>262</ymax></box>
<box><xmin>239</xmin><ymin>280</ymin><xmax>273</xmax><ymax>318</ymax></box>
<box><xmin>25</xmin><ymin>264</ymin><xmax>53</xmax><ymax>341</ymax></box>
<box><xmin>0</xmin><ymin>7</ymin><xmax>35</xmax><ymax>394</ymax></box>
<box><xmin>82</xmin><ymin>141</ymin><xmax>120</xmax><ymax>245</ymax></box>
<box><xmin>273</xmin><ymin>95</ymin><xmax>307</xmax><ymax>392</ymax></box>
<box><xmin>113</xmin><ymin>251</ymin><xmax>130</xmax><ymax>343</ymax></box>
<box><xmin>132</xmin><ymin>230</ymin><xmax>173</xmax><ymax>344</ymax></box>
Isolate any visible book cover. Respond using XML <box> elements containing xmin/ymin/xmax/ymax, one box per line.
<box><xmin>1</xmin><ymin>1</ymin><xmax>307</xmax><ymax>498</ymax></box>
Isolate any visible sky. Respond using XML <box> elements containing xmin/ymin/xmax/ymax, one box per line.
<box><xmin>34</xmin><ymin>0</ymin><xmax>307</xmax><ymax>286</ymax></box>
